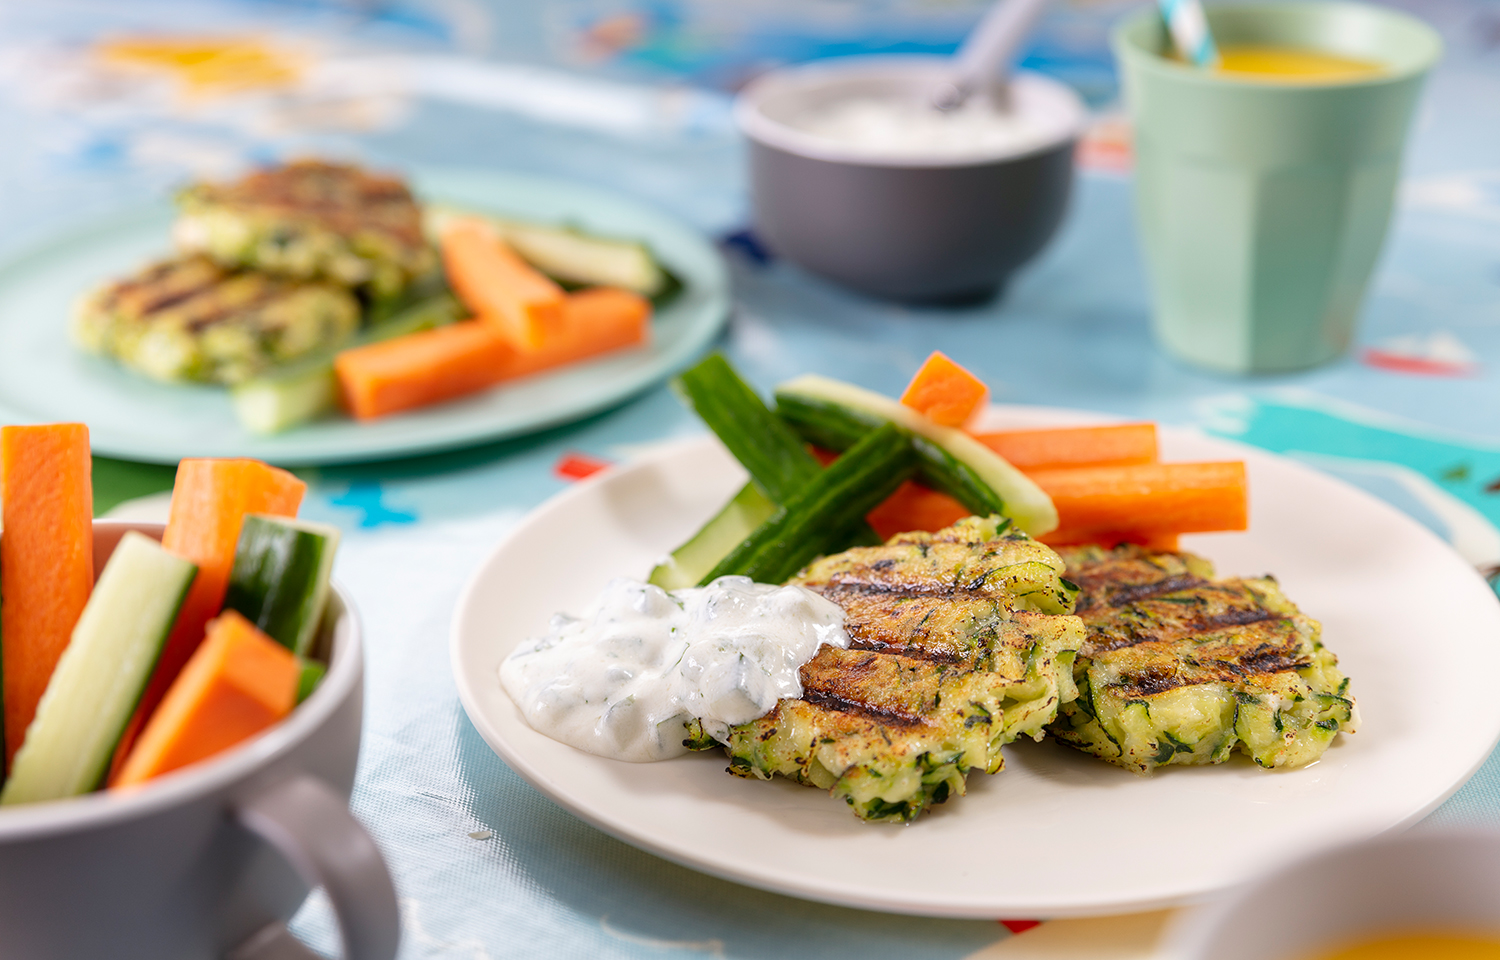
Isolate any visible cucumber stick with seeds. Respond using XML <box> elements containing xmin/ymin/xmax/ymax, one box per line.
<box><xmin>1</xmin><ymin>533</ymin><xmax>196</xmax><ymax>805</ymax></box>
<box><xmin>649</xmin><ymin>354</ymin><xmax>877</xmax><ymax>589</ymax></box>
<box><xmin>424</xmin><ymin>204</ymin><xmax>666</xmax><ymax>296</ymax></box>
<box><xmin>648</xmin><ymin>481</ymin><xmax>778</xmax><ymax>590</ymax></box>
<box><xmin>774</xmin><ymin>374</ymin><xmax>1059</xmax><ymax>536</ymax></box>
<box><xmin>223</xmin><ymin>515</ymin><xmax>341</xmax><ymax>657</ymax></box>
<box><xmin>231</xmin><ymin>292</ymin><xmax>464</xmax><ymax>435</ymax></box>
<box><xmin>702</xmin><ymin>423</ymin><xmax>918</xmax><ymax>586</ymax></box>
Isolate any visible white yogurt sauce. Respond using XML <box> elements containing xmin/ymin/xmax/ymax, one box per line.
<box><xmin>500</xmin><ymin>576</ymin><xmax>850</xmax><ymax>762</ymax></box>
<box><xmin>789</xmin><ymin>95</ymin><xmax>1050</xmax><ymax>160</ymax></box>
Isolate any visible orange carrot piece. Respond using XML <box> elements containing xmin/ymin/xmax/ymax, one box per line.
<box><xmin>496</xmin><ymin>286</ymin><xmax>650</xmax><ymax>382</ymax></box>
<box><xmin>899</xmin><ymin>351</ymin><xmax>989</xmax><ymax>427</ymax></box>
<box><xmin>1028</xmin><ymin>462</ymin><xmax>1247</xmax><ymax>545</ymax></box>
<box><xmin>108</xmin><ymin>459</ymin><xmax>304</xmax><ymax>783</ymax></box>
<box><xmin>335</xmin><ymin>322</ymin><xmax>511</xmax><ymax>421</ymax></box>
<box><xmin>866</xmin><ymin>482</ymin><xmax>971</xmax><ymax>541</ymax></box>
<box><xmin>441</xmin><ymin>218</ymin><xmax>564</xmax><ymax>349</ymax></box>
<box><xmin>972</xmin><ymin>423</ymin><xmax>1159</xmax><ymax>471</ymax></box>
<box><xmin>113</xmin><ymin>610</ymin><xmax>298</xmax><ymax>786</ymax></box>
<box><xmin>0</xmin><ymin>423</ymin><xmax>93</xmax><ymax>772</ymax></box>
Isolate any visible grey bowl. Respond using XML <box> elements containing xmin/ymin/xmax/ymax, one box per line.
<box><xmin>736</xmin><ymin>56</ymin><xmax>1086</xmax><ymax>304</ymax></box>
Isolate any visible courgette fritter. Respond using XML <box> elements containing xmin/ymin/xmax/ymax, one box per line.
<box><xmin>173</xmin><ymin>160</ymin><xmax>437</xmax><ymax>297</ymax></box>
<box><xmin>1048</xmin><ymin>543</ymin><xmax>1356</xmax><ymax>773</ymax></box>
<box><xmin>688</xmin><ymin>516</ymin><xmax>1084</xmax><ymax>823</ymax></box>
<box><xmin>72</xmin><ymin>254</ymin><xmax>359</xmax><ymax>385</ymax></box>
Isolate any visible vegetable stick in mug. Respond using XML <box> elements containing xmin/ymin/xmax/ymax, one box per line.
<box><xmin>0</xmin><ymin>423</ymin><xmax>94</xmax><ymax>772</ymax></box>
<box><xmin>109</xmin><ymin>459</ymin><xmax>305</xmax><ymax>782</ymax></box>
<box><xmin>114</xmin><ymin>610</ymin><xmax>298</xmax><ymax>787</ymax></box>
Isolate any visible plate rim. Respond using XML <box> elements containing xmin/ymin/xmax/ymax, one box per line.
<box><xmin>450</xmin><ymin>411</ymin><xmax>1500</xmax><ymax>918</ymax></box>
<box><xmin>0</xmin><ymin>167</ymin><xmax>731</xmax><ymax>466</ymax></box>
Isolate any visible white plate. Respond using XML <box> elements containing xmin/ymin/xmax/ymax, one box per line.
<box><xmin>450</xmin><ymin>410</ymin><xmax>1500</xmax><ymax>918</ymax></box>
<box><xmin>0</xmin><ymin>169</ymin><xmax>729</xmax><ymax>466</ymax></box>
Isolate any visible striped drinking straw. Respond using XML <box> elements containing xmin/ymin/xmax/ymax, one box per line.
<box><xmin>1157</xmin><ymin>0</ymin><xmax>1220</xmax><ymax>67</ymax></box>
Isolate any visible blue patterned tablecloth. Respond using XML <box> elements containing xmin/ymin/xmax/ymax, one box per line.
<box><xmin>3</xmin><ymin>1</ymin><xmax>1500</xmax><ymax>956</ymax></box>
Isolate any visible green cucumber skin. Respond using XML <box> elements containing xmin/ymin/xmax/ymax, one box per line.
<box><xmin>648</xmin><ymin>481</ymin><xmax>777</xmax><ymax>590</ymax></box>
<box><xmin>702</xmin><ymin>423</ymin><xmax>917</xmax><ymax>585</ymax></box>
<box><xmin>231</xmin><ymin>292</ymin><xmax>464</xmax><ymax>434</ymax></box>
<box><xmin>224</xmin><ymin>516</ymin><xmax>339</xmax><ymax>656</ymax></box>
<box><xmin>674</xmin><ymin>354</ymin><xmax>823</xmax><ymax>504</ymax></box>
<box><xmin>1</xmin><ymin>533</ymin><xmax>196</xmax><ymax>804</ymax></box>
<box><xmin>296</xmin><ymin>658</ymin><xmax>327</xmax><ymax>705</ymax></box>
<box><xmin>776</xmin><ymin>392</ymin><xmax>1004</xmax><ymax>517</ymax></box>
<box><xmin>662</xmin><ymin>355</ymin><xmax>882</xmax><ymax>583</ymax></box>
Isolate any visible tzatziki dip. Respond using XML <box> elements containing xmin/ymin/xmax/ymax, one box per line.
<box><xmin>500</xmin><ymin>576</ymin><xmax>849</xmax><ymax>762</ymax></box>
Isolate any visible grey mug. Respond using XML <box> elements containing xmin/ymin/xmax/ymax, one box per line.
<box><xmin>0</xmin><ymin>521</ymin><xmax>398</xmax><ymax>960</ymax></box>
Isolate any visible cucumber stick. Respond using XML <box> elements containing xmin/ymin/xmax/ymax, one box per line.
<box><xmin>703</xmin><ymin>423</ymin><xmax>917</xmax><ymax>585</ymax></box>
<box><xmin>649</xmin><ymin>482</ymin><xmax>777</xmax><ymax>590</ymax></box>
<box><xmin>774</xmin><ymin>375</ymin><xmax>1059</xmax><ymax>536</ymax></box>
<box><xmin>231</xmin><ymin>293</ymin><xmax>463</xmax><ymax>435</ymax></box>
<box><xmin>650</xmin><ymin>354</ymin><xmax>875</xmax><ymax>588</ymax></box>
<box><xmin>296</xmin><ymin>657</ymin><xmax>327</xmax><ymax>705</ymax></box>
<box><xmin>675</xmin><ymin>354</ymin><xmax>824</xmax><ymax>503</ymax></box>
<box><xmin>1</xmin><ymin>533</ymin><xmax>195</xmax><ymax>805</ymax></box>
<box><xmin>425</xmin><ymin>204</ymin><xmax>665</xmax><ymax>296</ymax></box>
<box><xmin>223</xmin><ymin>515</ymin><xmax>340</xmax><ymax>656</ymax></box>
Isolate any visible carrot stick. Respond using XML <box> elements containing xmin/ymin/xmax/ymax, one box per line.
<box><xmin>335</xmin><ymin>321</ymin><xmax>510</xmax><ymax>421</ymax></box>
<box><xmin>496</xmin><ymin>286</ymin><xmax>650</xmax><ymax>382</ymax></box>
<box><xmin>108</xmin><ymin>459</ymin><xmax>304</xmax><ymax>783</ymax></box>
<box><xmin>0</xmin><ymin>423</ymin><xmax>93</xmax><ymax>772</ymax></box>
<box><xmin>1028</xmin><ymin>462</ymin><xmax>1247</xmax><ymax>545</ymax></box>
<box><xmin>971</xmin><ymin>423</ymin><xmax>1159</xmax><ymax>471</ymax></box>
<box><xmin>441</xmin><ymin>218</ymin><xmax>564</xmax><ymax>349</ymax></box>
<box><xmin>899</xmin><ymin>351</ymin><xmax>989</xmax><ymax>427</ymax></box>
<box><xmin>866</xmin><ymin>482</ymin><xmax>971</xmax><ymax>541</ymax></box>
<box><xmin>113</xmin><ymin>610</ymin><xmax>298</xmax><ymax>786</ymax></box>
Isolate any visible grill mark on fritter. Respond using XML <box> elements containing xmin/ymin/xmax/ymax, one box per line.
<box><xmin>1081</xmin><ymin>605</ymin><xmax>1282</xmax><ymax>654</ymax></box>
<box><xmin>1105</xmin><ymin>624</ymin><xmax>1312</xmax><ymax>697</ymax></box>
<box><xmin>812</xmin><ymin>577</ymin><xmax>984</xmax><ymax>599</ymax></box>
<box><xmin>846</xmin><ymin>638</ymin><xmax>964</xmax><ymax>663</ymax></box>
<box><xmin>1192</xmin><ymin>607</ymin><xmax>1280</xmax><ymax>631</ymax></box>
<box><xmin>102</xmin><ymin>259</ymin><xmax>227</xmax><ymax>318</ymax></box>
<box><xmin>181</xmin><ymin>284</ymin><xmax>290</xmax><ymax>333</ymax></box>
<box><xmin>801</xmin><ymin>689</ymin><xmax>925</xmax><ymax>728</ymax></box>
<box><xmin>199</xmin><ymin>161</ymin><xmax>425</xmax><ymax>244</ymax></box>
<box><xmin>1100</xmin><ymin>574</ymin><xmax>1207</xmax><ymax>608</ymax></box>
<box><xmin>808</xmin><ymin>583</ymin><xmax>998</xmax><ymax>663</ymax></box>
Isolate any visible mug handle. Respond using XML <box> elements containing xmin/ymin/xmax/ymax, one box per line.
<box><xmin>233</xmin><ymin>775</ymin><xmax>400</xmax><ymax>960</ymax></box>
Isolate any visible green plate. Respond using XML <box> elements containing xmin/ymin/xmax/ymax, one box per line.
<box><xmin>0</xmin><ymin>169</ymin><xmax>730</xmax><ymax>466</ymax></box>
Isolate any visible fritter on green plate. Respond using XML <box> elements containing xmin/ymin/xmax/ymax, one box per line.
<box><xmin>688</xmin><ymin>517</ymin><xmax>1084</xmax><ymax>823</ymax></box>
<box><xmin>1048</xmin><ymin>543</ymin><xmax>1356</xmax><ymax>774</ymax></box>
<box><xmin>173</xmin><ymin>160</ymin><xmax>438</xmax><ymax>297</ymax></box>
<box><xmin>72</xmin><ymin>254</ymin><xmax>359</xmax><ymax>385</ymax></box>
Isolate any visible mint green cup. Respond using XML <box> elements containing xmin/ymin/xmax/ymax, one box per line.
<box><xmin>1114</xmin><ymin>3</ymin><xmax>1441</xmax><ymax>374</ymax></box>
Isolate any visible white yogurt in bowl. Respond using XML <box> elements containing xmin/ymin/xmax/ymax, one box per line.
<box><xmin>788</xmin><ymin>95</ymin><xmax>1054</xmax><ymax>162</ymax></box>
<box><xmin>500</xmin><ymin>576</ymin><xmax>849</xmax><ymax>762</ymax></box>
<box><xmin>736</xmin><ymin>57</ymin><xmax>1086</xmax><ymax>168</ymax></box>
